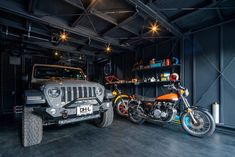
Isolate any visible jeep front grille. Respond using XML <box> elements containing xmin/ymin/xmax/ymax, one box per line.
<box><xmin>61</xmin><ymin>86</ymin><xmax>96</xmax><ymax>103</ymax></box>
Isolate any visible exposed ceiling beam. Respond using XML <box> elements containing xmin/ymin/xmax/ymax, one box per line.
<box><xmin>0</xmin><ymin>17</ymin><xmax>113</xmax><ymax>52</ymax></box>
<box><xmin>185</xmin><ymin>17</ymin><xmax>235</xmax><ymax>34</ymax></box>
<box><xmin>90</xmin><ymin>9</ymin><xmax>139</xmax><ymax>36</ymax></box>
<box><xmin>66</xmin><ymin>0</ymin><xmax>143</xmax><ymax>47</ymax></box>
<box><xmin>69</xmin><ymin>0</ymin><xmax>98</xmax><ymax>52</ymax></box>
<box><xmin>211</xmin><ymin>0</ymin><xmax>224</xmax><ymax>20</ymax></box>
<box><xmin>171</xmin><ymin>0</ymin><xmax>227</xmax><ymax>23</ymax></box>
<box><xmin>0</xmin><ymin>0</ymin><xmax>133</xmax><ymax>51</ymax></box>
<box><xmin>1</xmin><ymin>31</ymin><xmax>106</xmax><ymax>57</ymax></box>
<box><xmin>125</xmin><ymin>0</ymin><xmax>183</xmax><ymax>38</ymax></box>
<box><xmin>70</xmin><ymin>0</ymin><xmax>98</xmax><ymax>27</ymax></box>
<box><xmin>101</xmin><ymin>12</ymin><xmax>139</xmax><ymax>36</ymax></box>
<box><xmin>28</xmin><ymin>0</ymin><xmax>37</xmax><ymax>13</ymax></box>
<box><xmin>64</xmin><ymin>0</ymin><xmax>84</xmax><ymax>10</ymax></box>
<box><xmin>121</xmin><ymin>32</ymin><xmax>174</xmax><ymax>45</ymax></box>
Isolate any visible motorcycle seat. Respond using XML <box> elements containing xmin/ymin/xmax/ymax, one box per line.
<box><xmin>135</xmin><ymin>95</ymin><xmax>156</xmax><ymax>102</ymax></box>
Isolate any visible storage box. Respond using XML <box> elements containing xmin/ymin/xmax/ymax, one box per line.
<box><xmin>150</xmin><ymin>61</ymin><xmax>162</xmax><ymax>68</ymax></box>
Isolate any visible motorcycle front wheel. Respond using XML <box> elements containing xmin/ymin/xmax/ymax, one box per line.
<box><xmin>116</xmin><ymin>98</ymin><xmax>129</xmax><ymax>117</ymax></box>
<box><xmin>128</xmin><ymin>101</ymin><xmax>145</xmax><ymax>125</ymax></box>
<box><xmin>181</xmin><ymin>109</ymin><xmax>215</xmax><ymax>137</ymax></box>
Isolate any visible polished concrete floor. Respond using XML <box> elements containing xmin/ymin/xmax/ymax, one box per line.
<box><xmin>0</xmin><ymin>115</ymin><xmax>235</xmax><ymax>157</ymax></box>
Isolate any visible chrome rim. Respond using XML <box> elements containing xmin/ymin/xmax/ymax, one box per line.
<box><xmin>129</xmin><ymin>106</ymin><xmax>143</xmax><ymax>122</ymax></box>
<box><xmin>184</xmin><ymin>110</ymin><xmax>211</xmax><ymax>135</ymax></box>
<box><xmin>117</xmin><ymin>99</ymin><xmax>129</xmax><ymax>115</ymax></box>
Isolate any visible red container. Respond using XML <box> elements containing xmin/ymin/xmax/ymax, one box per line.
<box><xmin>165</xmin><ymin>59</ymin><xmax>170</xmax><ymax>66</ymax></box>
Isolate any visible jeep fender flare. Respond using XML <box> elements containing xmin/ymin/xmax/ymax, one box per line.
<box><xmin>24</xmin><ymin>90</ymin><xmax>46</xmax><ymax>107</ymax></box>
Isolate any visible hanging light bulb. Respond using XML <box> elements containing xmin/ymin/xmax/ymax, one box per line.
<box><xmin>59</xmin><ymin>30</ymin><xmax>68</xmax><ymax>41</ymax></box>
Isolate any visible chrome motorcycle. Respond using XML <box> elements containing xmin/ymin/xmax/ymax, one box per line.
<box><xmin>128</xmin><ymin>83</ymin><xmax>216</xmax><ymax>137</ymax></box>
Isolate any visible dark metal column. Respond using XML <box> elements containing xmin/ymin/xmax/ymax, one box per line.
<box><xmin>192</xmin><ymin>35</ymin><xmax>196</xmax><ymax>105</ymax></box>
<box><xmin>180</xmin><ymin>36</ymin><xmax>185</xmax><ymax>86</ymax></box>
<box><xmin>219</xmin><ymin>25</ymin><xmax>224</xmax><ymax>124</ymax></box>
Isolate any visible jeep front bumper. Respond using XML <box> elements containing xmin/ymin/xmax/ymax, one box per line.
<box><xmin>34</xmin><ymin>98</ymin><xmax>112</xmax><ymax>125</ymax></box>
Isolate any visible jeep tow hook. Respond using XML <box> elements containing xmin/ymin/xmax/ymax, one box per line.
<box><xmin>61</xmin><ymin>110</ymin><xmax>68</xmax><ymax>119</ymax></box>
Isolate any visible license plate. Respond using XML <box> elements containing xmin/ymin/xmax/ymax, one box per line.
<box><xmin>77</xmin><ymin>105</ymin><xmax>93</xmax><ymax>116</ymax></box>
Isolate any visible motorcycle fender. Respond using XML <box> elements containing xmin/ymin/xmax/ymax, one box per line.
<box><xmin>114</xmin><ymin>95</ymin><xmax>129</xmax><ymax>104</ymax></box>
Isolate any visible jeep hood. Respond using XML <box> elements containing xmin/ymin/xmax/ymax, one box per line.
<box><xmin>42</xmin><ymin>79</ymin><xmax>103</xmax><ymax>88</ymax></box>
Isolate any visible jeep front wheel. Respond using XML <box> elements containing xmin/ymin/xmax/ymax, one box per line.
<box><xmin>95</xmin><ymin>105</ymin><xmax>114</xmax><ymax>128</ymax></box>
<box><xmin>22</xmin><ymin>107</ymin><xmax>43</xmax><ymax>147</ymax></box>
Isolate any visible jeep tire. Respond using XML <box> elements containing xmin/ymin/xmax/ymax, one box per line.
<box><xmin>22</xmin><ymin>107</ymin><xmax>43</xmax><ymax>147</ymax></box>
<box><xmin>95</xmin><ymin>105</ymin><xmax>114</xmax><ymax>128</ymax></box>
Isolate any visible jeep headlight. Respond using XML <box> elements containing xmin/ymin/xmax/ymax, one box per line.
<box><xmin>48</xmin><ymin>87</ymin><xmax>61</xmax><ymax>98</ymax></box>
<box><xmin>95</xmin><ymin>87</ymin><xmax>103</xmax><ymax>96</ymax></box>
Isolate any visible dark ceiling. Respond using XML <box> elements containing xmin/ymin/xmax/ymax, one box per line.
<box><xmin>0</xmin><ymin>0</ymin><xmax>235</xmax><ymax>58</ymax></box>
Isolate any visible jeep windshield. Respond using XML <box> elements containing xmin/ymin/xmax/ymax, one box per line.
<box><xmin>34</xmin><ymin>66</ymin><xmax>85</xmax><ymax>80</ymax></box>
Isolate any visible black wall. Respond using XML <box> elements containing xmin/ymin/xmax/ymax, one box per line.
<box><xmin>183</xmin><ymin>21</ymin><xmax>235</xmax><ymax>127</ymax></box>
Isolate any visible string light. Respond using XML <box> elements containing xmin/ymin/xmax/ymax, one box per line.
<box><xmin>59</xmin><ymin>30</ymin><xmax>68</xmax><ymax>42</ymax></box>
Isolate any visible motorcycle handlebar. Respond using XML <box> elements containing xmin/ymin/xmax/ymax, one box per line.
<box><xmin>163</xmin><ymin>83</ymin><xmax>185</xmax><ymax>91</ymax></box>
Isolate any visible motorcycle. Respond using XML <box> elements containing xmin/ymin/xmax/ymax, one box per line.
<box><xmin>128</xmin><ymin>83</ymin><xmax>216</xmax><ymax>137</ymax></box>
<box><xmin>112</xmin><ymin>84</ymin><xmax>130</xmax><ymax>116</ymax></box>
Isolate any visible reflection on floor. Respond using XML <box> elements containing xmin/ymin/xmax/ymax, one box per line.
<box><xmin>0</xmin><ymin>115</ymin><xmax>235</xmax><ymax>157</ymax></box>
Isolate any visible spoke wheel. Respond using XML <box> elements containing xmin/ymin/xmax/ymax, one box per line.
<box><xmin>116</xmin><ymin>98</ymin><xmax>129</xmax><ymax>116</ymax></box>
<box><xmin>128</xmin><ymin>103</ymin><xmax>145</xmax><ymax>125</ymax></box>
<box><xmin>181</xmin><ymin>109</ymin><xmax>215</xmax><ymax>137</ymax></box>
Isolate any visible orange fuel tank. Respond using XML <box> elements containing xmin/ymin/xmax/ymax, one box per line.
<box><xmin>156</xmin><ymin>93</ymin><xmax>179</xmax><ymax>102</ymax></box>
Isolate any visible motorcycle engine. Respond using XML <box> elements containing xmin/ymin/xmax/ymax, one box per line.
<box><xmin>152</xmin><ymin>102</ymin><xmax>177</xmax><ymax>122</ymax></box>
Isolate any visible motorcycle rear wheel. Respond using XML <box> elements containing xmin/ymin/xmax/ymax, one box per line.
<box><xmin>128</xmin><ymin>102</ymin><xmax>145</xmax><ymax>125</ymax></box>
<box><xmin>181</xmin><ymin>109</ymin><xmax>215</xmax><ymax>137</ymax></box>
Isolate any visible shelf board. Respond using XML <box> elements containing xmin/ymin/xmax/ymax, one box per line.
<box><xmin>106</xmin><ymin>80</ymin><xmax>180</xmax><ymax>86</ymax></box>
<box><xmin>105</xmin><ymin>82</ymin><xmax>134</xmax><ymax>85</ymax></box>
<box><xmin>136</xmin><ymin>80</ymin><xmax>180</xmax><ymax>85</ymax></box>
<box><xmin>132</xmin><ymin>64</ymin><xmax>180</xmax><ymax>72</ymax></box>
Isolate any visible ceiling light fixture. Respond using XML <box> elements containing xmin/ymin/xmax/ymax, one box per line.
<box><xmin>54</xmin><ymin>50</ymin><xmax>59</xmax><ymax>56</ymax></box>
<box><xmin>59</xmin><ymin>30</ymin><xmax>68</xmax><ymax>42</ymax></box>
<box><xmin>149</xmin><ymin>22</ymin><xmax>160</xmax><ymax>33</ymax></box>
<box><xmin>105</xmin><ymin>44</ymin><xmax>112</xmax><ymax>54</ymax></box>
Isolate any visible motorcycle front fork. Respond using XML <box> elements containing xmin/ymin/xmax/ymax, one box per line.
<box><xmin>181</xmin><ymin>95</ymin><xmax>198</xmax><ymax>124</ymax></box>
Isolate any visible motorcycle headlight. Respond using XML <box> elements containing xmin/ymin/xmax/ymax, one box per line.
<box><xmin>180</xmin><ymin>89</ymin><xmax>185</xmax><ymax>95</ymax></box>
<box><xmin>48</xmin><ymin>87</ymin><xmax>61</xmax><ymax>98</ymax></box>
<box><xmin>95</xmin><ymin>87</ymin><xmax>103</xmax><ymax>96</ymax></box>
<box><xmin>184</xmin><ymin>89</ymin><xmax>189</xmax><ymax>97</ymax></box>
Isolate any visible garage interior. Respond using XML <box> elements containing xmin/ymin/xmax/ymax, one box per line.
<box><xmin>0</xmin><ymin>0</ymin><xmax>235</xmax><ymax>156</ymax></box>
